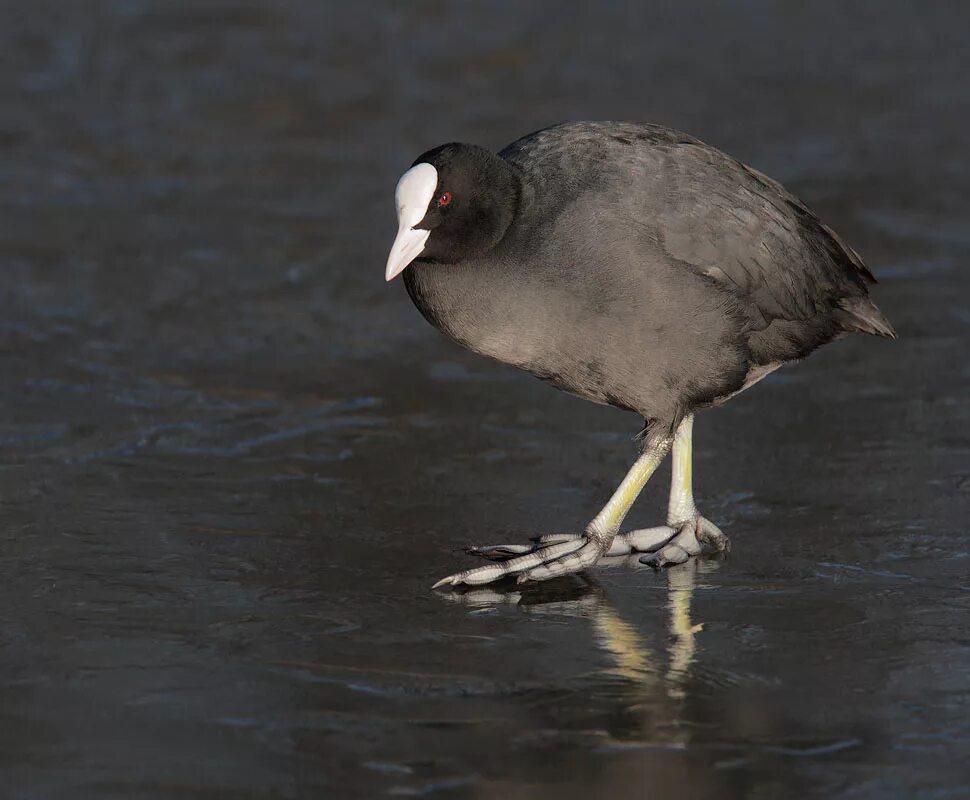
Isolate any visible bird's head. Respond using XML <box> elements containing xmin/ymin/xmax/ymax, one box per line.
<box><xmin>384</xmin><ymin>143</ymin><xmax>520</xmax><ymax>281</ymax></box>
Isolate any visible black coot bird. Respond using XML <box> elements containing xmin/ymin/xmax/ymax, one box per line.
<box><xmin>384</xmin><ymin>122</ymin><xmax>894</xmax><ymax>589</ymax></box>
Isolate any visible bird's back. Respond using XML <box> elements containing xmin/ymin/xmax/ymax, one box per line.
<box><xmin>500</xmin><ymin>121</ymin><xmax>895</xmax><ymax>367</ymax></box>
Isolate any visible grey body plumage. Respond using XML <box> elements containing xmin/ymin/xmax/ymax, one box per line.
<box><xmin>404</xmin><ymin>122</ymin><xmax>892</xmax><ymax>438</ymax></box>
<box><xmin>386</xmin><ymin>121</ymin><xmax>894</xmax><ymax>587</ymax></box>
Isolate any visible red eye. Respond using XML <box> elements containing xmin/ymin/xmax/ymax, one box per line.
<box><xmin>437</xmin><ymin>191</ymin><xmax>452</xmax><ymax>207</ymax></box>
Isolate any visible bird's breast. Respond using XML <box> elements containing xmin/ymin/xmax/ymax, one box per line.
<box><xmin>404</xmin><ymin>258</ymin><xmax>552</xmax><ymax>370</ymax></box>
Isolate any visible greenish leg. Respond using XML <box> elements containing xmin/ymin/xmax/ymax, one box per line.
<box><xmin>442</xmin><ymin>416</ymin><xmax>731</xmax><ymax>588</ymax></box>
<box><xmin>586</xmin><ymin>436</ymin><xmax>672</xmax><ymax>539</ymax></box>
<box><xmin>641</xmin><ymin>415</ymin><xmax>730</xmax><ymax>568</ymax></box>
<box><xmin>667</xmin><ymin>414</ymin><xmax>697</xmax><ymax>525</ymax></box>
<box><xmin>433</xmin><ymin>434</ymin><xmax>673</xmax><ymax>588</ymax></box>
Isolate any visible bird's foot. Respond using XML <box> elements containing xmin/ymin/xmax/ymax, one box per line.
<box><xmin>432</xmin><ymin>533</ymin><xmax>613</xmax><ymax>589</ymax></box>
<box><xmin>639</xmin><ymin>515</ymin><xmax>729</xmax><ymax>569</ymax></box>
<box><xmin>438</xmin><ymin>517</ymin><xmax>727</xmax><ymax>588</ymax></box>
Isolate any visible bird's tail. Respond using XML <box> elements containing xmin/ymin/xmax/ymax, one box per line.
<box><xmin>835</xmin><ymin>297</ymin><xmax>897</xmax><ymax>339</ymax></box>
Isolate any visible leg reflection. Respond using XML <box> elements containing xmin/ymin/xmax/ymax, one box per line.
<box><xmin>433</xmin><ymin>560</ymin><xmax>740</xmax><ymax>798</ymax></box>
<box><xmin>665</xmin><ymin>559</ymin><xmax>708</xmax><ymax>698</ymax></box>
<box><xmin>438</xmin><ymin>557</ymin><xmax>719</xmax><ymax>702</ymax></box>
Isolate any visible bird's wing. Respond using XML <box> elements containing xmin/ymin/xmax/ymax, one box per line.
<box><xmin>640</xmin><ymin>138</ymin><xmax>895</xmax><ymax>358</ymax></box>
<box><xmin>650</xmin><ymin>144</ymin><xmax>869</xmax><ymax>316</ymax></box>
<box><xmin>501</xmin><ymin>122</ymin><xmax>894</xmax><ymax>362</ymax></box>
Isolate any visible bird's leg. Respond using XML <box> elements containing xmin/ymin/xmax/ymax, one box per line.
<box><xmin>466</xmin><ymin>415</ymin><xmax>731</xmax><ymax>571</ymax></box>
<box><xmin>432</xmin><ymin>435</ymin><xmax>673</xmax><ymax>589</ymax></box>
<box><xmin>640</xmin><ymin>414</ymin><xmax>730</xmax><ymax>568</ymax></box>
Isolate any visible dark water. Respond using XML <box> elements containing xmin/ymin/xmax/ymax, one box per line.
<box><xmin>2</xmin><ymin>2</ymin><xmax>968</xmax><ymax>798</ymax></box>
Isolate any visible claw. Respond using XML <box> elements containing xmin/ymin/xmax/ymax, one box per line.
<box><xmin>696</xmin><ymin>517</ymin><xmax>730</xmax><ymax>553</ymax></box>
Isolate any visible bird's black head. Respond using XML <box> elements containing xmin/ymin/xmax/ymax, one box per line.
<box><xmin>385</xmin><ymin>143</ymin><xmax>521</xmax><ymax>281</ymax></box>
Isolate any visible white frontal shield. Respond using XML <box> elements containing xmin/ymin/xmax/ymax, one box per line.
<box><xmin>385</xmin><ymin>163</ymin><xmax>437</xmax><ymax>281</ymax></box>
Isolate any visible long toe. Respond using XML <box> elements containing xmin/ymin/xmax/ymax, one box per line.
<box><xmin>433</xmin><ymin>537</ymin><xmax>601</xmax><ymax>589</ymax></box>
<box><xmin>615</xmin><ymin>525</ymin><xmax>678</xmax><ymax>554</ymax></box>
<box><xmin>639</xmin><ymin>521</ymin><xmax>703</xmax><ymax>569</ymax></box>
<box><xmin>466</xmin><ymin>533</ymin><xmax>583</xmax><ymax>562</ymax></box>
<box><xmin>465</xmin><ymin>543</ymin><xmax>536</xmax><ymax>560</ymax></box>
<box><xmin>468</xmin><ymin>527</ymin><xmax>677</xmax><ymax>564</ymax></box>
<box><xmin>516</xmin><ymin>538</ymin><xmax>603</xmax><ymax>583</ymax></box>
<box><xmin>638</xmin><ymin>515</ymin><xmax>730</xmax><ymax>568</ymax></box>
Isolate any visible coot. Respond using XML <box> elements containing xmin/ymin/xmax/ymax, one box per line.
<box><xmin>384</xmin><ymin>122</ymin><xmax>894</xmax><ymax>588</ymax></box>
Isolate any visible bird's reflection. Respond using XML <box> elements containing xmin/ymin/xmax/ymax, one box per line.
<box><xmin>443</xmin><ymin>556</ymin><xmax>720</xmax><ymax>747</ymax></box>
<box><xmin>440</xmin><ymin>554</ymin><xmax>720</xmax><ymax>708</ymax></box>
